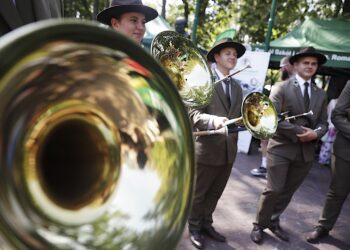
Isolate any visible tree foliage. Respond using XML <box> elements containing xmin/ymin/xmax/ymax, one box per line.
<box><xmin>63</xmin><ymin>0</ymin><xmax>108</xmax><ymax>19</ymax></box>
<box><xmin>63</xmin><ymin>0</ymin><xmax>350</xmax><ymax>50</ymax></box>
<box><xmin>166</xmin><ymin>0</ymin><xmax>236</xmax><ymax>48</ymax></box>
<box><xmin>235</xmin><ymin>0</ymin><xmax>348</xmax><ymax>45</ymax></box>
<box><xmin>166</xmin><ymin>0</ymin><xmax>349</xmax><ymax>49</ymax></box>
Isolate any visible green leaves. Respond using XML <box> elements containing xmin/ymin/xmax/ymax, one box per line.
<box><xmin>63</xmin><ymin>0</ymin><xmax>349</xmax><ymax>52</ymax></box>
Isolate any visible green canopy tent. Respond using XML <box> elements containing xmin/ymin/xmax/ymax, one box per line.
<box><xmin>252</xmin><ymin>18</ymin><xmax>350</xmax><ymax>76</ymax></box>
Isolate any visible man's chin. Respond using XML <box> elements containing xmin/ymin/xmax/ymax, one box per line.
<box><xmin>132</xmin><ymin>35</ymin><xmax>143</xmax><ymax>43</ymax></box>
<box><xmin>229</xmin><ymin>64</ymin><xmax>237</xmax><ymax>69</ymax></box>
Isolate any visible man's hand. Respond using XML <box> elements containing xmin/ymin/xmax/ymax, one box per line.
<box><xmin>296</xmin><ymin>126</ymin><xmax>318</xmax><ymax>142</ymax></box>
<box><xmin>212</xmin><ymin>116</ymin><xmax>229</xmax><ymax>130</ymax></box>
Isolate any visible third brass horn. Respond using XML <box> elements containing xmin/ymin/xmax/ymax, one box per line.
<box><xmin>193</xmin><ymin>92</ymin><xmax>278</xmax><ymax>140</ymax></box>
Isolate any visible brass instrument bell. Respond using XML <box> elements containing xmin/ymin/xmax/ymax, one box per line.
<box><xmin>193</xmin><ymin>92</ymin><xmax>278</xmax><ymax>140</ymax></box>
<box><xmin>0</xmin><ymin>20</ymin><xmax>194</xmax><ymax>249</ymax></box>
<box><xmin>241</xmin><ymin>92</ymin><xmax>278</xmax><ymax>140</ymax></box>
<box><xmin>151</xmin><ymin>31</ymin><xmax>214</xmax><ymax>108</ymax></box>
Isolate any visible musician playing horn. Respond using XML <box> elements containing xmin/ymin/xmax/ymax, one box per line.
<box><xmin>97</xmin><ymin>0</ymin><xmax>158</xmax><ymax>45</ymax></box>
<box><xmin>250</xmin><ymin>47</ymin><xmax>329</xmax><ymax>244</ymax></box>
<box><xmin>188</xmin><ymin>38</ymin><xmax>246</xmax><ymax>249</ymax></box>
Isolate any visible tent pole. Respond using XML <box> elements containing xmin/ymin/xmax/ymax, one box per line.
<box><xmin>191</xmin><ymin>0</ymin><xmax>201</xmax><ymax>45</ymax></box>
<box><xmin>265</xmin><ymin>0</ymin><xmax>277</xmax><ymax>51</ymax></box>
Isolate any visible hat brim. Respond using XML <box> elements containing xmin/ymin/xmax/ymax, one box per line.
<box><xmin>207</xmin><ymin>41</ymin><xmax>246</xmax><ymax>62</ymax></box>
<box><xmin>289</xmin><ymin>52</ymin><xmax>327</xmax><ymax>65</ymax></box>
<box><xmin>97</xmin><ymin>5</ymin><xmax>158</xmax><ymax>25</ymax></box>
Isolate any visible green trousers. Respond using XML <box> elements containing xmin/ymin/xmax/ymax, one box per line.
<box><xmin>318</xmin><ymin>156</ymin><xmax>350</xmax><ymax>230</ymax></box>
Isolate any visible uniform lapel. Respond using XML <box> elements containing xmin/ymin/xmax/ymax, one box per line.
<box><xmin>215</xmin><ymin>81</ymin><xmax>230</xmax><ymax>112</ymax></box>
<box><xmin>228</xmin><ymin>78</ymin><xmax>238</xmax><ymax>115</ymax></box>
<box><xmin>0</xmin><ymin>0</ymin><xmax>23</xmax><ymax>29</ymax></box>
<box><xmin>290</xmin><ymin>77</ymin><xmax>305</xmax><ymax>114</ymax></box>
<box><xmin>309</xmin><ymin>82</ymin><xmax>318</xmax><ymax>113</ymax></box>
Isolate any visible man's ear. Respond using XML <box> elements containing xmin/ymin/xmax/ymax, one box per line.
<box><xmin>111</xmin><ymin>18</ymin><xmax>119</xmax><ymax>28</ymax></box>
<box><xmin>213</xmin><ymin>53</ymin><xmax>219</xmax><ymax>62</ymax></box>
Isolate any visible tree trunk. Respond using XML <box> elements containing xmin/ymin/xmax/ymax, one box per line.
<box><xmin>93</xmin><ymin>0</ymin><xmax>99</xmax><ymax>20</ymax></box>
<box><xmin>182</xmin><ymin>0</ymin><xmax>189</xmax><ymax>21</ymax></box>
<box><xmin>161</xmin><ymin>0</ymin><xmax>166</xmax><ymax>18</ymax></box>
<box><xmin>64</xmin><ymin>0</ymin><xmax>73</xmax><ymax>17</ymax></box>
<box><xmin>81</xmin><ymin>0</ymin><xmax>90</xmax><ymax>16</ymax></box>
<box><xmin>197</xmin><ymin>0</ymin><xmax>209</xmax><ymax>29</ymax></box>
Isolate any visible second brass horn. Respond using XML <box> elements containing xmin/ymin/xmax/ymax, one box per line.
<box><xmin>151</xmin><ymin>31</ymin><xmax>214</xmax><ymax>108</ymax></box>
<box><xmin>239</xmin><ymin>92</ymin><xmax>277</xmax><ymax>139</ymax></box>
<box><xmin>193</xmin><ymin>92</ymin><xmax>278</xmax><ymax>140</ymax></box>
<box><xmin>0</xmin><ymin>20</ymin><xmax>194</xmax><ymax>249</ymax></box>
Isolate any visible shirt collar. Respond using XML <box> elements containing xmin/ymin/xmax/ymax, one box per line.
<box><xmin>212</xmin><ymin>64</ymin><xmax>225</xmax><ymax>80</ymax></box>
<box><xmin>295</xmin><ymin>74</ymin><xmax>311</xmax><ymax>89</ymax></box>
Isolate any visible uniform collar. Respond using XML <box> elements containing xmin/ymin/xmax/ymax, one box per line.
<box><xmin>295</xmin><ymin>74</ymin><xmax>311</xmax><ymax>89</ymax></box>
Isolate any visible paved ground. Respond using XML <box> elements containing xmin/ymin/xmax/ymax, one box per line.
<box><xmin>1</xmin><ymin>140</ymin><xmax>348</xmax><ymax>250</ymax></box>
<box><xmin>176</xmin><ymin>139</ymin><xmax>350</xmax><ymax>250</ymax></box>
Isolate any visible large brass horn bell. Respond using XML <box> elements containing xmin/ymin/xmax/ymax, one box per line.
<box><xmin>151</xmin><ymin>31</ymin><xmax>214</xmax><ymax>108</ymax></box>
<box><xmin>0</xmin><ymin>20</ymin><xmax>194</xmax><ymax>249</ymax></box>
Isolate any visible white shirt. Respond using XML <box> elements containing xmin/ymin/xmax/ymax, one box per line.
<box><xmin>214</xmin><ymin>67</ymin><xmax>231</xmax><ymax>99</ymax></box>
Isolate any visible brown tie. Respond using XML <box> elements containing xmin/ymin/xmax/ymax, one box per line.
<box><xmin>304</xmin><ymin>82</ymin><xmax>310</xmax><ymax>110</ymax></box>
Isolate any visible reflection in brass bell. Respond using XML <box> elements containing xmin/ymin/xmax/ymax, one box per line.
<box><xmin>242</xmin><ymin>92</ymin><xmax>278</xmax><ymax>140</ymax></box>
<box><xmin>151</xmin><ymin>31</ymin><xmax>214</xmax><ymax>108</ymax></box>
<box><xmin>0</xmin><ymin>20</ymin><xmax>194</xmax><ymax>249</ymax></box>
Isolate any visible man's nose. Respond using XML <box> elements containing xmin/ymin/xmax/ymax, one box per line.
<box><xmin>137</xmin><ymin>22</ymin><xmax>145</xmax><ymax>30</ymax></box>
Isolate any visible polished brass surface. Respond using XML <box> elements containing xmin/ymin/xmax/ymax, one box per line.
<box><xmin>151</xmin><ymin>31</ymin><xmax>214</xmax><ymax>108</ymax></box>
<box><xmin>0</xmin><ymin>20</ymin><xmax>194</xmax><ymax>249</ymax></box>
<box><xmin>192</xmin><ymin>92</ymin><xmax>277</xmax><ymax>139</ymax></box>
<box><xmin>241</xmin><ymin>92</ymin><xmax>278</xmax><ymax>140</ymax></box>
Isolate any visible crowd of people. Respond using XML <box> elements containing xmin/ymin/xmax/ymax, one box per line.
<box><xmin>1</xmin><ymin>0</ymin><xmax>349</xmax><ymax>249</ymax></box>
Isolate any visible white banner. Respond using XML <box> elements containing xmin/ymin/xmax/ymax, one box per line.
<box><xmin>232</xmin><ymin>50</ymin><xmax>271</xmax><ymax>154</ymax></box>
